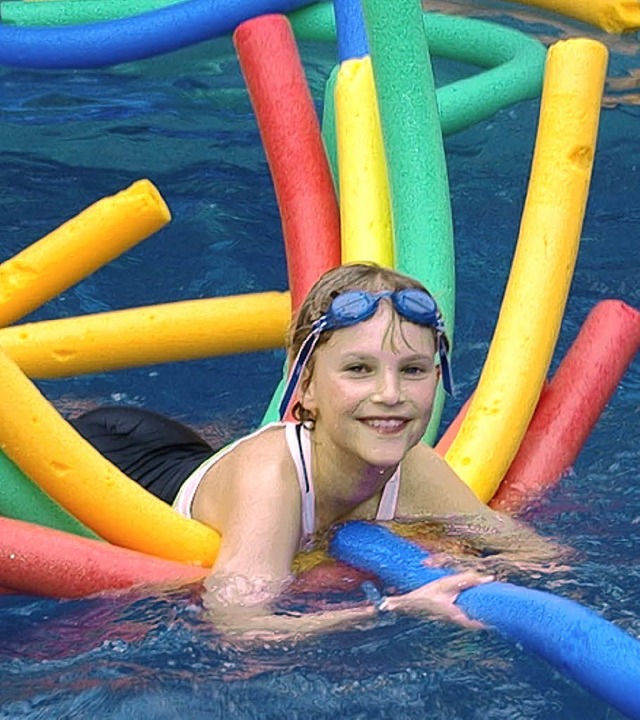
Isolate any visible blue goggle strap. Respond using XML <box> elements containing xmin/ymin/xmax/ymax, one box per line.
<box><xmin>438</xmin><ymin>335</ymin><xmax>454</xmax><ymax>395</ymax></box>
<box><xmin>278</xmin><ymin>324</ymin><xmax>324</xmax><ymax>419</ymax></box>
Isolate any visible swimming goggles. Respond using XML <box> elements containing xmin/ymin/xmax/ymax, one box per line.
<box><xmin>278</xmin><ymin>288</ymin><xmax>453</xmax><ymax>419</ymax></box>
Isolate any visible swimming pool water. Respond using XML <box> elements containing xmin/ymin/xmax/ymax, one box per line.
<box><xmin>0</xmin><ymin>3</ymin><xmax>638</xmax><ymax>718</ymax></box>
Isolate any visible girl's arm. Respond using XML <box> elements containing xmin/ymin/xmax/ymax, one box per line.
<box><xmin>196</xmin><ymin>440</ymin><xmax>493</xmax><ymax>640</ymax></box>
<box><xmin>202</xmin><ymin>568</ymin><xmax>492</xmax><ymax>641</ymax></box>
<box><xmin>398</xmin><ymin>444</ymin><xmax>570</xmax><ymax>569</ymax></box>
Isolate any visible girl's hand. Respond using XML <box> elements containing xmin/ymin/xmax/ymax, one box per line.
<box><xmin>384</xmin><ymin>571</ymin><xmax>494</xmax><ymax>629</ymax></box>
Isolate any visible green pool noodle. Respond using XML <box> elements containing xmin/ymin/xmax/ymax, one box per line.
<box><xmin>0</xmin><ymin>450</ymin><xmax>101</xmax><ymax>539</ymax></box>
<box><xmin>321</xmin><ymin>64</ymin><xmax>339</xmax><ymax>190</ymax></box>
<box><xmin>315</xmin><ymin>7</ymin><xmax>546</xmax><ymax>143</ymax></box>
<box><xmin>0</xmin><ymin>0</ymin><xmax>176</xmax><ymax>26</ymax></box>
<box><xmin>359</xmin><ymin>0</ymin><xmax>454</xmax><ymax>444</ymax></box>
<box><xmin>1</xmin><ymin>1</ymin><xmax>545</xmax><ymax>136</ymax></box>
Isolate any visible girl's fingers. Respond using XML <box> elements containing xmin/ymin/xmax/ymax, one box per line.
<box><xmin>431</xmin><ymin>571</ymin><xmax>494</xmax><ymax>596</ymax></box>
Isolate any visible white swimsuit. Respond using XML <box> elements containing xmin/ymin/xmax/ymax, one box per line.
<box><xmin>172</xmin><ymin>422</ymin><xmax>401</xmax><ymax>542</ymax></box>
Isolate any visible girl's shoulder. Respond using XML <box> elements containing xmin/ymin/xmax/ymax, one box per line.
<box><xmin>193</xmin><ymin>423</ymin><xmax>299</xmax><ymax>526</ymax></box>
<box><xmin>207</xmin><ymin>422</ymin><xmax>292</xmax><ymax>478</ymax></box>
<box><xmin>399</xmin><ymin>442</ymin><xmax>487</xmax><ymax>515</ymax></box>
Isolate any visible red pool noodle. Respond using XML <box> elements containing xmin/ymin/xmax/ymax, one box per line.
<box><xmin>491</xmin><ymin>300</ymin><xmax>640</xmax><ymax>512</ymax></box>
<box><xmin>0</xmin><ymin>516</ymin><xmax>206</xmax><ymax>598</ymax></box>
<box><xmin>435</xmin><ymin>393</ymin><xmax>472</xmax><ymax>456</ymax></box>
<box><xmin>233</xmin><ymin>14</ymin><xmax>341</xmax><ymax>312</ymax></box>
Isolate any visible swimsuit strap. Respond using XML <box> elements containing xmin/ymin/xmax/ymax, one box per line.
<box><xmin>284</xmin><ymin>422</ymin><xmax>315</xmax><ymax>539</ymax></box>
<box><xmin>375</xmin><ymin>465</ymin><xmax>401</xmax><ymax>521</ymax></box>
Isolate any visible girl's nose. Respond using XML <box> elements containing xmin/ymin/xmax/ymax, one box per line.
<box><xmin>370</xmin><ymin>368</ymin><xmax>402</xmax><ymax>405</ymax></box>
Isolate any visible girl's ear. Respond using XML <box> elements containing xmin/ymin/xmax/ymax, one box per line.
<box><xmin>299</xmin><ymin>367</ymin><xmax>318</xmax><ymax>415</ymax></box>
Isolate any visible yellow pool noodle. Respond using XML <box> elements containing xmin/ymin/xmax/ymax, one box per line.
<box><xmin>505</xmin><ymin>0</ymin><xmax>640</xmax><ymax>32</ymax></box>
<box><xmin>0</xmin><ymin>291</ymin><xmax>291</xmax><ymax>378</ymax></box>
<box><xmin>335</xmin><ymin>56</ymin><xmax>394</xmax><ymax>267</ymax></box>
<box><xmin>0</xmin><ymin>345</ymin><xmax>219</xmax><ymax>565</ymax></box>
<box><xmin>445</xmin><ymin>38</ymin><xmax>608</xmax><ymax>502</ymax></box>
<box><xmin>0</xmin><ymin>179</ymin><xmax>171</xmax><ymax>327</ymax></box>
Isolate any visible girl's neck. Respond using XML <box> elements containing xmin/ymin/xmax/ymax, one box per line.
<box><xmin>307</xmin><ymin>427</ymin><xmax>398</xmax><ymax>530</ymax></box>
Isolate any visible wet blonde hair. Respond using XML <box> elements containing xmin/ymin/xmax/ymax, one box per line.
<box><xmin>287</xmin><ymin>263</ymin><xmax>435</xmax><ymax>425</ymax></box>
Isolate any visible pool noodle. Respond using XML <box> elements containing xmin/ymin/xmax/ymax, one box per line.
<box><xmin>0</xmin><ymin>291</ymin><xmax>290</xmax><ymax>378</ymax></box>
<box><xmin>334</xmin><ymin>0</ymin><xmax>393</xmax><ymax>267</ymax></box>
<box><xmin>233</xmin><ymin>13</ymin><xmax>340</xmax><ymax>313</ymax></box>
<box><xmin>314</xmin><ymin>5</ymin><xmax>546</xmax><ymax>141</ymax></box>
<box><xmin>0</xmin><ymin>451</ymin><xmax>100</xmax><ymax>539</ymax></box>
<box><xmin>321</xmin><ymin>65</ymin><xmax>340</xmax><ymax>188</ymax></box>
<box><xmin>361</xmin><ymin>0</ymin><xmax>454</xmax><ymax>328</ymax></box>
<box><xmin>445</xmin><ymin>39</ymin><xmax>608</xmax><ymax>502</ymax></box>
<box><xmin>334</xmin><ymin>0</ymin><xmax>367</xmax><ymax>63</ymax></box>
<box><xmin>0</xmin><ymin>516</ymin><xmax>206</xmax><ymax>598</ymax></box>
<box><xmin>0</xmin><ymin>1</ymin><xmax>547</xmax><ymax>143</ymax></box>
<box><xmin>331</xmin><ymin>521</ymin><xmax>640</xmax><ymax>720</ymax></box>
<box><xmin>0</xmin><ymin>179</ymin><xmax>170</xmax><ymax>328</ymax></box>
<box><xmin>0</xmin><ymin>0</ymin><xmax>176</xmax><ymax>26</ymax></box>
<box><xmin>434</xmin><ymin>393</ymin><xmax>473</xmax><ymax>457</ymax></box>
<box><xmin>9</xmin><ymin>0</ymin><xmax>639</xmax><ymax>34</ymax></box>
<box><xmin>0</xmin><ymin>0</ymin><xmax>316</xmax><ymax>69</ymax></box>
<box><xmin>501</xmin><ymin>0</ymin><xmax>640</xmax><ymax>33</ymax></box>
<box><xmin>0</xmin><ymin>347</ymin><xmax>219</xmax><ymax>566</ymax></box>
<box><xmin>360</xmin><ymin>0</ymin><xmax>454</xmax><ymax>444</ymax></box>
<box><xmin>491</xmin><ymin>300</ymin><xmax>640</xmax><ymax>512</ymax></box>
<box><xmin>335</xmin><ymin>58</ymin><xmax>393</xmax><ymax>267</ymax></box>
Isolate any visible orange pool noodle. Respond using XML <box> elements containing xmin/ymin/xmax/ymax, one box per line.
<box><xmin>0</xmin><ymin>179</ymin><xmax>170</xmax><ymax>326</ymax></box>
<box><xmin>434</xmin><ymin>394</ymin><xmax>472</xmax><ymax>457</ymax></box>
<box><xmin>234</xmin><ymin>14</ymin><xmax>341</xmax><ymax>312</ymax></box>
<box><xmin>0</xmin><ymin>516</ymin><xmax>206</xmax><ymax>599</ymax></box>
<box><xmin>491</xmin><ymin>300</ymin><xmax>640</xmax><ymax>512</ymax></box>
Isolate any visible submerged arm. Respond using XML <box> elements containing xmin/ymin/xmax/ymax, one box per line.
<box><xmin>399</xmin><ymin>444</ymin><xmax>571</xmax><ymax>570</ymax></box>
<box><xmin>202</xmin><ymin>567</ymin><xmax>492</xmax><ymax>641</ymax></box>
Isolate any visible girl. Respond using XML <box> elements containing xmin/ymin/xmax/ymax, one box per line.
<box><xmin>74</xmin><ymin>264</ymin><xmax>555</xmax><ymax>636</ymax></box>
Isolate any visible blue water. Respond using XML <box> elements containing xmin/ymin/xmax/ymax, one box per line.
<box><xmin>0</xmin><ymin>4</ymin><xmax>639</xmax><ymax>719</ymax></box>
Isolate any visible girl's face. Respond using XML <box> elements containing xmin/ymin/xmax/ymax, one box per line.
<box><xmin>300</xmin><ymin>301</ymin><xmax>439</xmax><ymax>469</ymax></box>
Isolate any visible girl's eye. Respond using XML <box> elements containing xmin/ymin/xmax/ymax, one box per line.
<box><xmin>402</xmin><ymin>364</ymin><xmax>430</xmax><ymax>377</ymax></box>
<box><xmin>344</xmin><ymin>363</ymin><xmax>371</xmax><ymax>375</ymax></box>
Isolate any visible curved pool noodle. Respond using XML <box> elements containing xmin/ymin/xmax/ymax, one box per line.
<box><xmin>306</xmin><ymin>6</ymin><xmax>545</xmax><ymax>179</ymax></box>
<box><xmin>491</xmin><ymin>300</ymin><xmax>640</xmax><ymax>512</ymax></box>
<box><xmin>0</xmin><ymin>347</ymin><xmax>219</xmax><ymax>565</ymax></box>
<box><xmin>0</xmin><ymin>0</ymin><xmax>176</xmax><ymax>27</ymax></box>
<box><xmin>0</xmin><ymin>180</ymin><xmax>170</xmax><ymax>328</ymax></box>
<box><xmin>501</xmin><ymin>0</ymin><xmax>640</xmax><ymax>33</ymax></box>
<box><xmin>0</xmin><ymin>517</ymin><xmax>206</xmax><ymax>599</ymax></box>
<box><xmin>0</xmin><ymin>451</ymin><xmax>100</xmax><ymax>539</ymax></box>
<box><xmin>0</xmin><ymin>0</ymin><xmax>316</xmax><ymax>69</ymax></box>
<box><xmin>334</xmin><ymin>0</ymin><xmax>368</xmax><ymax>62</ymax></box>
<box><xmin>330</xmin><ymin>521</ymin><xmax>640</xmax><ymax>720</ymax></box>
<box><xmin>335</xmin><ymin>57</ymin><xmax>393</xmax><ymax>268</ymax></box>
<box><xmin>0</xmin><ymin>1</ymin><xmax>547</xmax><ymax>137</ymax></box>
<box><xmin>233</xmin><ymin>14</ymin><xmax>340</xmax><ymax>313</ymax></box>
<box><xmin>360</xmin><ymin>0</ymin><xmax>454</xmax><ymax>445</ymax></box>
<box><xmin>445</xmin><ymin>39</ymin><xmax>608</xmax><ymax>502</ymax></box>
<box><xmin>0</xmin><ymin>291</ymin><xmax>290</xmax><ymax>378</ymax></box>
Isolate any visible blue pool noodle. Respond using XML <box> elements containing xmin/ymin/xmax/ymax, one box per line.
<box><xmin>334</xmin><ymin>0</ymin><xmax>369</xmax><ymax>62</ymax></box>
<box><xmin>0</xmin><ymin>0</ymin><xmax>314</xmax><ymax>69</ymax></box>
<box><xmin>330</xmin><ymin>522</ymin><xmax>640</xmax><ymax>720</ymax></box>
